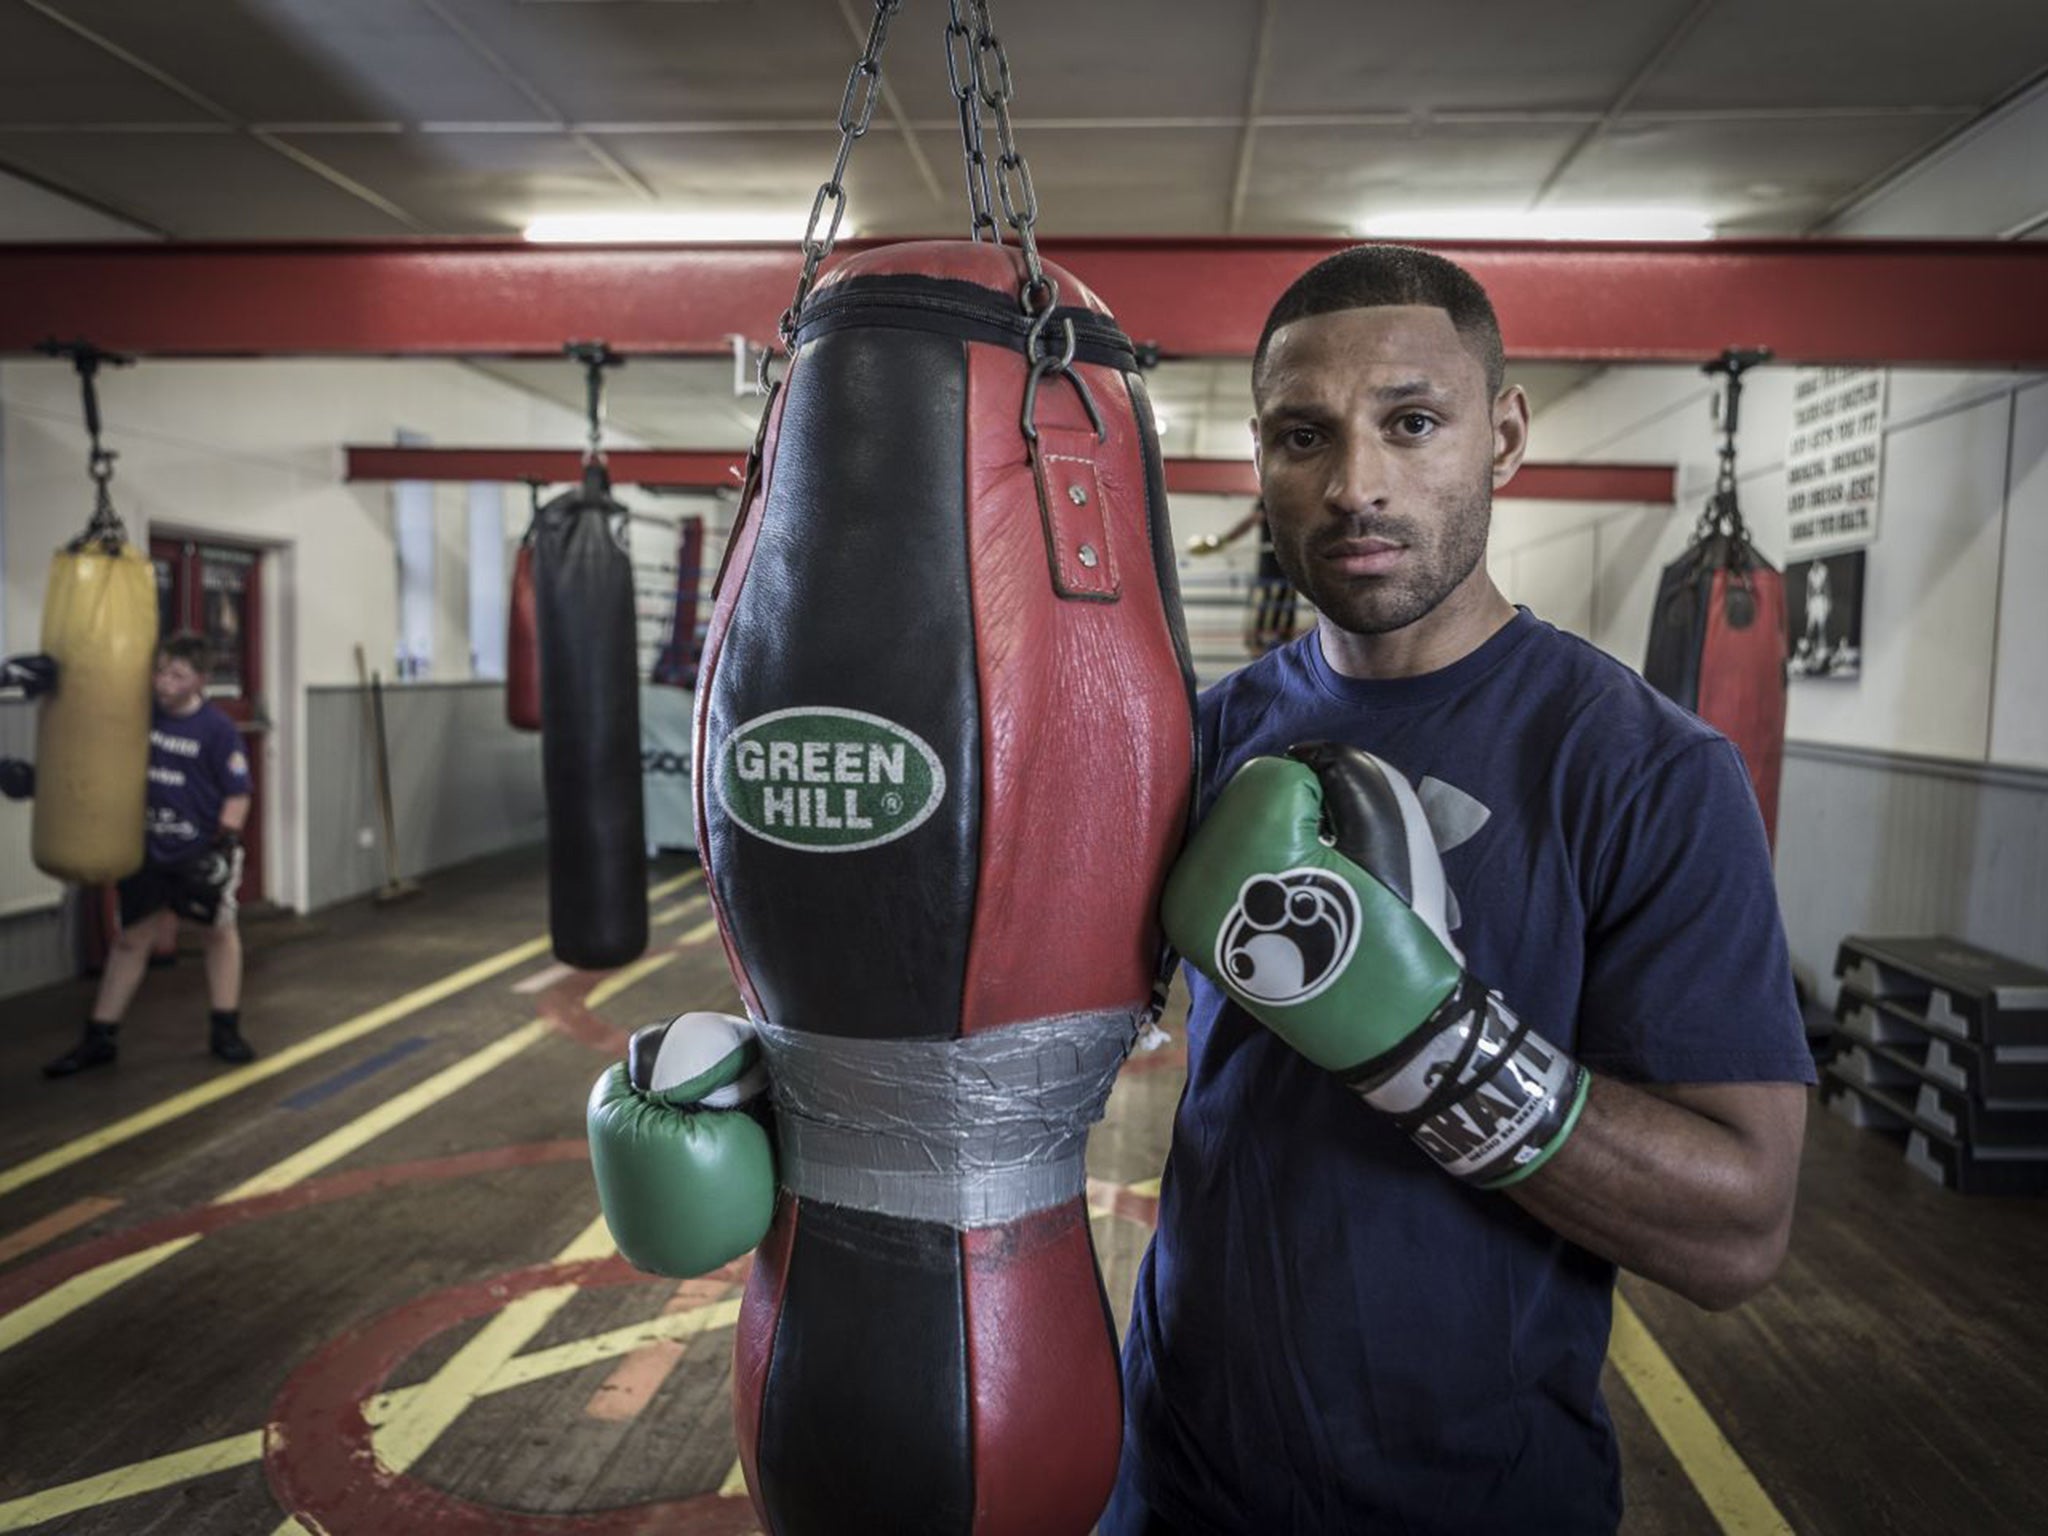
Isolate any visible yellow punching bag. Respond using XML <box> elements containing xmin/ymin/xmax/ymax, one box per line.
<box><xmin>32</xmin><ymin>532</ymin><xmax>156</xmax><ymax>884</ymax></box>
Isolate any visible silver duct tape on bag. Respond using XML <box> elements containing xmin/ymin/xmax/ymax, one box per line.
<box><xmin>754</xmin><ymin>1010</ymin><xmax>1140</xmax><ymax>1228</ymax></box>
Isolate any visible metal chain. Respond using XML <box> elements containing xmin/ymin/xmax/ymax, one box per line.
<box><xmin>776</xmin><ymin>0</ymin><xmax>902</xmax><ymax>356</ymax></box>
<box><xmin>962</xmin><ymin>0</ymin><xmax>1054</xmax><ymax>316</ymax></box>
<box><xmin>41</xmin><ymin>342</ymin><xmax>130</xmax><ymax>544</ymax></box>
<box><xmin>568</xmin><ymin>341</ymin><xmax>620</xmax><ymax>467</ymax></box>
<box><xmin>945</xmin><ymin>0</ymin><xmax>1000</xmax><ymax>243</ymax></box>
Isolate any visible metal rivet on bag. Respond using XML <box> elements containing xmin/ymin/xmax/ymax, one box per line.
<box><xmin>1077</xmin><ymin>543</ymin><xmax>1099</xmax><ymax>568</ymax></box>
<box><xmin>1067</xmin><ymin>484</ymin><xmax>1089</xmax><ymax>506</ymax></box>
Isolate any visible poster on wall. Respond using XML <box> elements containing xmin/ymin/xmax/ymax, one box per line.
<box><xmin>1786</xmin><ymin>550</ymin><xmax>1865</xmax><ymax>679</ymax></box>
<box><xmin>1785</xmin><ymin>367</ymin><xmax>1886</xmax><ymax>557</ymax></box>
<box><xmin>640</xmin><ymin>683</ymin><xmax>696</xmax><ymax>851</ymax></box>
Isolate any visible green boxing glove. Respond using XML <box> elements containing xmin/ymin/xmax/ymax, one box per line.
<box><xmin>587</xmin><ymin>1010</ymin><xmax>778</xmax><ymax>1276</ymax></box>
<box><xmin>1162</xmin><ymin>744</ymin><xmax>1589</xmax><ymax>1188</ymax></box>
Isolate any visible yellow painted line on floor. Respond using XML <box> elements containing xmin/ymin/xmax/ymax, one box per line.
<box><xmin>476</xmin><ymin>1294</ymin><xmax>742</xmax><ymax>1401</ymax></box>
<box><xmin>216</xmin><ymin>1022</ymin><xmax>554</xmax><ymax>1203</ymax></box>
<box><xmin>1609</xmin><ymin>1293</ymin><xmax>1794</xmax><ymax>1536</ymax></box>
<box><xmin>11</xmin><ymin>1171</ymin><xmax>1189</xmax><ymax>1528</ymax></box>
<box><xmin>587</xmin><ymin>948</ymin><xmax>679</xmax><ymax>1010</ymax></box>
<box><xmin>0</xmin><ymin>1238</ymin><xmax>200</xmax><ymax>1358</ymax></box>
<box><xmin>0</xmin><ymin>1428</ymin><xmax>266</xmax><ymax>1532</ymax></box>
<box><xmin>0</xmin><ymin>940</ymin><xmax>544</xmax><ymax>1202</ymax></box>
<box><xmin>678</xmin><ymin>916</ymin><xmax>722</xmax><ymax>946</ymax></box>
<box><xmin>366</xmin><ymin>1212</ymin><xmax>619</xmax><ymax>1477</ymax></box>
<box><xmin>654</xmin><ymin>893</ymin><xmax>711</xmax><ymax>928</ymax></box>
<box><xmin>719</xmin><ymin>1460</ymin><xmax>750</xmax><ymax>1498</ymax></box>
<box><xmin>0</xmin><ymin>1196</ymin><xmax>122</xmax><ymax>1266</ymax></box>
<box><xmin>512</xmin><ymin>961</ymin><xmax>575</xmax><ymax>995</ymax></box>
<box><xmin>266</xmin><ymin>1215</ymin><xmax>625</xmax><ymax>1536</ymax></box>
<box><xmin>0</xmin><ymin>1285</ymin><xmax>744</xmax><ymax>1532</ymax></box>
<box><xmin>0</xmin><ymin>870</ymin><xmax>702</xmax><ymax>1205</ymax></box>
<box><xmin>0</xmin><ymin>933</ymin><xmax>687</xmax><ymax>1358</ymax></box>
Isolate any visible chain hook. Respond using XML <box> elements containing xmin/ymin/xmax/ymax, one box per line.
<box><xmin>567</xmin><ymin>340</ymin><xmax>622</xmax><ymax>470</ymax></box>
<box><xmin>773</xmin><ymin>0</ymin><xmax>902</xmax><ymax>359</ymax></box>
<box><xmin>39</xmin><ymin>337</ymin><xmax>134</xmax><ymax>547</ymax></box>
<box><xmin>1699</xmin><ymin>346</ymin><xmax>1771</xmax><ymax>546</ymax></box>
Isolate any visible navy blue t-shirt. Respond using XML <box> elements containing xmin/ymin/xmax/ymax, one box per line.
<box><xmin>144</xmin><ymin>701</ymin><xmax>252</xmax><ymax>867</ymax></box>
<box><xmin>1111</xmin><ymin>610</ymin><xmax>1814</xmax><ymax>1536</ymax></box>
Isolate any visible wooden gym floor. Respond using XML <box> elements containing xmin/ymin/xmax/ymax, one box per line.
<box><xmin>1</xmin><ymin>844</ymin><xmax>2044</xmax><ymax>1534</ymax></box>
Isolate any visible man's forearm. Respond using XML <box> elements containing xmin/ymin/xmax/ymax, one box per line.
<box><xmin>217</xmin><ymin>795</ymin><xmax>251</xmax><ymax>835</ymax></box>
<box><xmin>1505</xmin><ymin>1076</ymin><xmax>1806</xmax><ymax>1310</ymax></box>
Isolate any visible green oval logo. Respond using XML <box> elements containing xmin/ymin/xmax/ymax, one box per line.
<box><xmin>717</xmin><ymin>707</ymin><xmax>946</xmax><ymax>853</ymax></box>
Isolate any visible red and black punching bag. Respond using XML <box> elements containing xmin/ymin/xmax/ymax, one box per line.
<box><xmin>535</xmin><ymin>465</ymin><xmax>648</xmax><ymax>967</ymax></box>
<box><xmin>697</xmin><ymin>243</ymin><xmax>1196</xmax><ymax>1536</ymax></box>
<box><xmin>506</xmin><ymin>527</ymin><xmax>541</xmax><ymax>732</ymax></box>
<box><xmin>1643</xmin><ymin>353</ymin><xmax>1787</xmax><ymax>845</ymax></box>
<box><xmin>1644</xmin><ymin>532</ymin><xmax>1787</xmax><ymax>841</ymax></box>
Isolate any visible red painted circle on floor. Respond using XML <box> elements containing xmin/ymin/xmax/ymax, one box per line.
<box><xmin>264</xmin><ymin>1254</ymin><xmax>759</xmax><ymax>1534</ymax></box>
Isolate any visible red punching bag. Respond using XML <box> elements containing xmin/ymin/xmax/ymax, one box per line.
<box><xmin>506</xmin><ymin>486</ymin><xmax>542</xmax><ymax>733</ymax></box>
<box><xmin>697</xmin><ymin>240</ymin><xmax>1195</xmax><ymax>1535</ymax></box>
<box><xmin>1643</xmin><ymin>350</ymin><xmax>1788</xmax><ymax>845</ymax></box>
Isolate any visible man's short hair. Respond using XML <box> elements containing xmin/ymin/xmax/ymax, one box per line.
<box><xmin>1253</xmin><ymin>244</ymin><xmax>1506</xmax><ymax>401</ymax></box>
<box><xmin>158</xmin><ymin>630</ymin><xmax>214</xmax><ymax>675</ymax></box>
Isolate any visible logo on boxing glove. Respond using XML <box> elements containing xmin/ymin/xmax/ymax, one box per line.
<box><xmin>718</xmin><ymin>706</ymin><xmax>946</xmax><ymax>854</ymax></box>
<box><xmin>1216</xmin><ymin>867</ymin><xmax>1361</xmax><ymax>1007</ymax></box>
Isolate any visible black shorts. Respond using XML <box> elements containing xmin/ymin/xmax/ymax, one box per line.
<box><xmin>117</xmin><ymin>850</ymin><xmax>242</xmax><ymax>930</ymax></box>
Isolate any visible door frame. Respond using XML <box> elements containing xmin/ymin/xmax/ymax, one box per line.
<box><xmin>147</xmin><ymin>526</ymin><xmax>297</xmax><ymax>912</ymax></box>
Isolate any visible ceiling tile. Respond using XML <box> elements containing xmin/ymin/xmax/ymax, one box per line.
<box><xmin>0</xmin><ymin>4</ymin><xmax>215</xmax><ymax>123</ymax></box>
<box><xmin>50</xmin><ymin>0</ymin><xmax>537</xmax><ymax>123</ymax></box>
<box><xmin>910</xmin><ymin>125</ymin><xmax>1241</xmax><ymax>235</ymax></box>
<box><xmin>1634</xmin><ymin>0</ymin><xmax>2048</xmax><ymax>111</ymax></box>
<box><xmin>0</xmin><ymin>131</ymin><xmax>415</xmax><ymax>237</ymax></box>
<box><xmin>606</xmin><ymin>127</ymin><xmax>953</xmax><ymax>233</ymax></box>
<box><xmin>1236</xmin><ymin>122</ymin><xmax>1588</xmax><ymax>233</ymax></box>
<box><xmin>429</xmin><ymin>0</ymin><xmax>873</xmax><ymax>123</ymax></box>
<box><xmin>876</xmin><ymin>0</ymin><xmax>1266</xmax><ymax>122</ymax></box>
<box><xmin>1555</xmin><ymin>114</ymin><xmax>1952</xmax><ymax>231</ymax></box>
<box><xmin>272</xmin><ymin>130</ymin><xmax>644</xmax><ymax>233</ymax></box>
<box><xmin>1258</xmin><ymin>0</ymin><xmax>1698</xmax><ymax>114</ymax></box>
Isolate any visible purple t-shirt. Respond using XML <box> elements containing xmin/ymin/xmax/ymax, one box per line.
<box><xmin>1109</xmin><ymin>610</ymin><xmax>1815</xmax><ymax>1536</ymax></box>
<box><xmin>144</xmin><ymin>701</ymin><xmax>252</xmax><ymax>866</ymax></box>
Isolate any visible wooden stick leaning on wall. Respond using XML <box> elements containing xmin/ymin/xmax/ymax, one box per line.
<box><xmin>353</xmin><ymin>643</ymin><xmax>420</xmax><ymax>905</ymax></box>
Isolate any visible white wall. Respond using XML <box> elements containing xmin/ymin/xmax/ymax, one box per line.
<box><xmin>1495</xmin><ymin>363</ymin><xmax>2048</xmax><ymax>773</ymax></box>
<box><xmin>0</xmin><ymin>356</ymin><xmax>649</xmax><ymax>915</ymax></box>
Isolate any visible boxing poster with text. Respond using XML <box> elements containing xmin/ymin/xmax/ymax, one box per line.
<box><xmin>1785</xmin><ymin>368</ymin><xmax>1886</xmax><ymax>557</ymax></box>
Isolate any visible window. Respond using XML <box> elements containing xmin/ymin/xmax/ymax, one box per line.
<box><xmin>393</xmin><ymin>477</ymin><xmax>435</xmax><ymax>680</ymax></box>
<box><xmin>467</xmin><ymin>482</ymin><xmax>506</xmax><ymax>680</ymax></box>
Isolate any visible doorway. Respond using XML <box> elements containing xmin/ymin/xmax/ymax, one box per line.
<box><xmin>149</xmin><ymin>535</ymin><xmax>268</xmax><ymax>906</ymax></box>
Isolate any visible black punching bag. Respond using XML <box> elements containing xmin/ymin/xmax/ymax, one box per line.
<box><xmin>535</xmin><ymin>464</ymin><xmax>647</xmax><ymax>967</ymax></box>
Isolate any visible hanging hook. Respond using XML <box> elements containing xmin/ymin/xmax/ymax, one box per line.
<box><xmin>38</xmin><ymin>337</ymin><xmax>135</xmax><ymax>547</ymax></box>
<box><xmin>1699</xmin><ymin>346</ymin><xmax>1771</xmax><ymax>545</ymax></box>
<box><xmin>565</xmin><ymin>340</ymin><xmax>624</xmax><ymax>473</ymax></box>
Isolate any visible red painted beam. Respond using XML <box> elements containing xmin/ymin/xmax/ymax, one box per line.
<box><xmin>344</xmin><ymin>445</ymin><xmax>747</xmax><ymax>487</ymax></box>
<box><xmin>1164</xmin><ymin>459</ymin><xmax>1260</xmax><ymax>497</ymax></box>
<box><xmin>346</xmin><ymin>446</ymin><xmax>1673</xmax><ymax>503</ymax></box>
<box><xmin>1500</xmin><ymin>462</ymin><xmax>1675</xmax><ymax>502</ymax></box>
<box><xmin>5</xmin><ymin>238</ymin><xmax>2047</xmax><ymax>365</ymax></box>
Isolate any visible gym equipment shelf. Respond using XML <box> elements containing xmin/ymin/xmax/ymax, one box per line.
<box><xmin>1824</xmin><ymin>935</ymin><xmax>2048</xmax><ymax>1195</ymax></box>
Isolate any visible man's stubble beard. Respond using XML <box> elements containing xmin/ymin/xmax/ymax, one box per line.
<box><xmin>1270</xmin><ymin>470</ymin><xmax>1496</xmax><ymax>638</ymax></box>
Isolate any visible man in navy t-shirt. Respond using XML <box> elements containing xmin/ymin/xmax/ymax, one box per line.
<box><xmin>1104</xmin><ymin>247</ymin><xmax>1813</xmax><ymax>1534</ymax></box>
<box><xmin>45</xmin><ymin>630</ymin><xmax>256</xmax><ymax>1076</ymax></box>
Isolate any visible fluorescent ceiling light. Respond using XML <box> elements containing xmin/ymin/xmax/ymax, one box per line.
<box><xmin>1359</xmin><ymin>207</ymin><xmax>1714</xmax><ymax>242</ymax></box>
<box><xmin>523</xmin><ymin>211</ymin><xmax>823</xmax><ymax>243</ymax></box>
